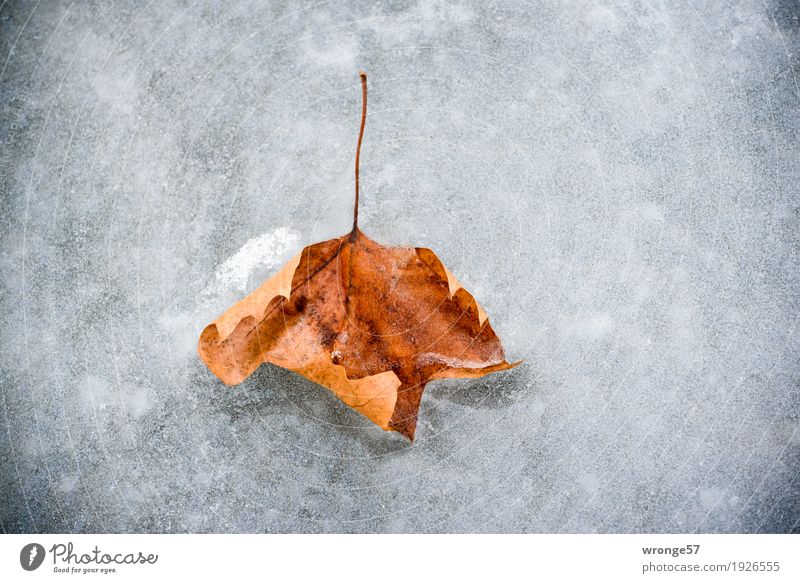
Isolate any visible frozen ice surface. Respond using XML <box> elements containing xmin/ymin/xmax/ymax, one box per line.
<box><xmin>0</xmin><ymin>0</ymin><xmax>798</xmax><ymax>533</ymax></box>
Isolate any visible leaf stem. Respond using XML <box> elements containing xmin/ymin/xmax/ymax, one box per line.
<box><xmin>353</xmin><ymin>71</ymin><xmax>367</xmax><ymax>233</ymax></box>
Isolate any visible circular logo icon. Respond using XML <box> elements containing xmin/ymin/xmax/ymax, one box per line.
<box><xmin>20</xmin><ymin>543</ymin><xmax>45</xmax><ymax>571</ymax></box>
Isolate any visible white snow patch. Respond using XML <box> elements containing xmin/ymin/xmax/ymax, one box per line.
<box><xmin>191</xmin><ymin>227</ymin><xmax>303</xmax><ymax>330</ymax></box>
<box><xmin>214</xmin><ymin>227</ymin><xmax>300</xmax><ymax>293</ymax></box>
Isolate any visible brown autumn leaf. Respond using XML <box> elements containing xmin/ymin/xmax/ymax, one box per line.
<box><xmin>198</xmin><ymin>72</ymin><xmax>518</xmax><ymax>440</ymax></box>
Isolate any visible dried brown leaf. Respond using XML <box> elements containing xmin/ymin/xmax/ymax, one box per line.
<box><xmin>198</xmin><ymin>72</ymin><xmax>518</xmax><ymax>440</ymax></box>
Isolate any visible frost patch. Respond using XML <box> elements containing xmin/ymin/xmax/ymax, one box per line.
<box><xmin>214</xmin><ymin>227</ymin><xmax>301</xmax><ymax>293</ymax></box>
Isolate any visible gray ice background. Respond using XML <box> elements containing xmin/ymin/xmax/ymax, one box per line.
<box><xmin>1</xmin><ymin>0</ymin><xmax>799</xmax><ymax>533</ymax></box>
